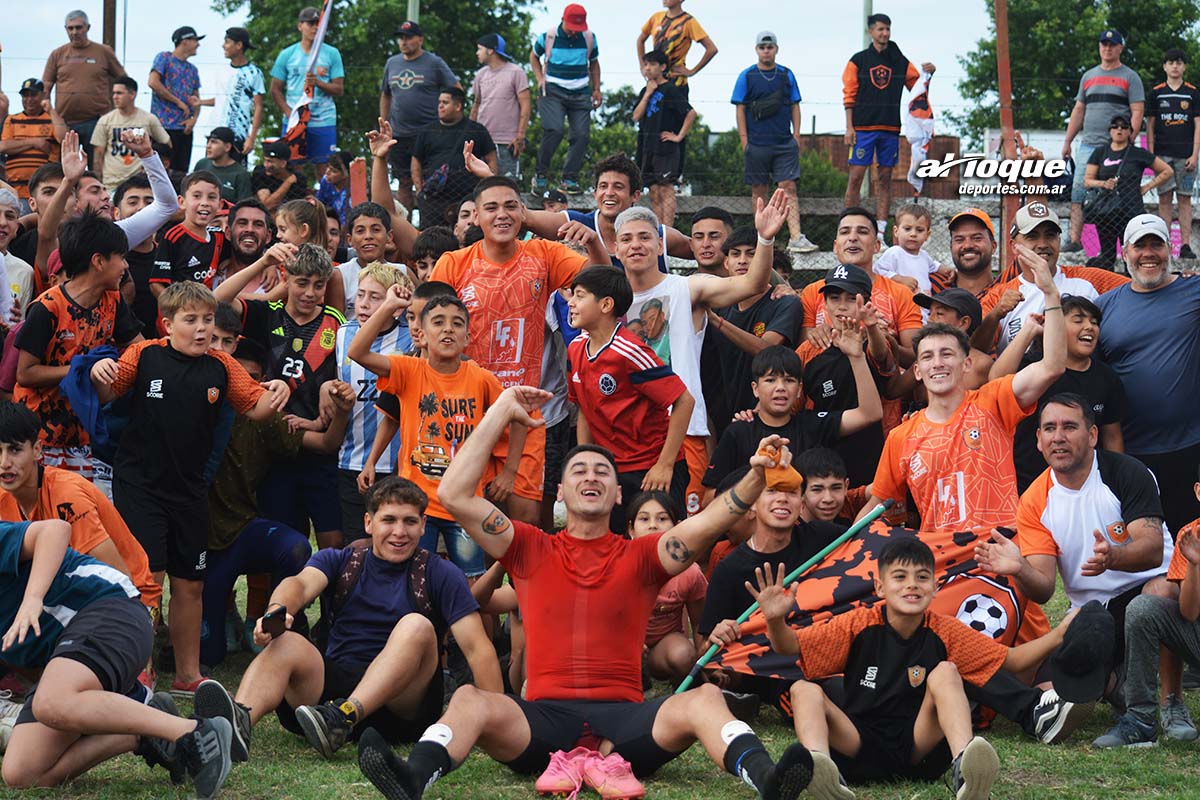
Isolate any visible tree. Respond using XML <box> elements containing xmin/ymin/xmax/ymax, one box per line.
<box><xmin>210</xmin><ymin>0</ymin><xmax>536</xmax><ymax>153</ymax></box>
<box><xmin>950</xmin><ymin>0</ymin><xmax>1200</xmax><ymax>147</ymax></box>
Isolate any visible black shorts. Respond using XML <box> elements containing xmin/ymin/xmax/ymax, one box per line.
<box><xmin>276</xmin><ymin>650</ymin><xmax>443</xmax><ymax>745</ymax></box>
<box><xmin>388</xmin><ymin>135</ymin><xmax>418</xmax><ymax>180</ymax></box>
<box><xmin>642</xmin><ymin>145</ymin><xmax>682</xmax><ymax>186</ymax></box>
<box><xmin>832</xmin><ymin>714</ymin><xmax>951</xmax><ymax>784</ymax></box>
<box><xmin>17</xmin><ymin>595</ymin><xmax>152</xmax><ymax>726</ymax></box>
<box><xmin>115</xmin><ymin>480</ymin><xmax>208</xmax><ymax>579</ymax></box>
<box><xmin>543</xmin><ymin>416</ymin><xmax>576</xmax><ymax>498</ymax></box>
<box><xmin>504</xmin><ymin>696</ymin><xmax>676</xmax><ymax>778</ymax></box>
<box><xmin>338</xmin><ymin>468</ymin><xmax>393</xmax><ymax>542</ymax></box>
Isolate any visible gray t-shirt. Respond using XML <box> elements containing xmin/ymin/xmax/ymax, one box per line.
<box><xmin>1076</xmin><ymin>64</ymin><xmax>1145</xmax><ymax>148</ymax></box>
<box><xmin>381</xmin><ymin>50</ymin><xmax>459</xmax><ymax>137</ymax></box>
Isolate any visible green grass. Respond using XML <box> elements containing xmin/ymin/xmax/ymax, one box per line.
<box><xmin>4</xmin><ymin>586</ymin><xmax>1200</xmax><ymax>798</ymax></box>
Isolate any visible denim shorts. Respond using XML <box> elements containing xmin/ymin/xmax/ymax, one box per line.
<box><xmin>420</xmin><ymin>516</ymin><xmax>485</xmax><ymax>577</ymax></box>
<box><xmin>1072</xmin><ymin>143</ymin><xmax>1102</xmax><ymax>203</ymax></box>
<box><xmin>1160</xmin><ymin>155</ymin><xmax>1196</xmax><ymax>197</ymax></box>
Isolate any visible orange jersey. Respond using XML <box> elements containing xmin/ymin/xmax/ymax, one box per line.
<box><xmin>995</xmin><ymin>262</ymin><xmax>1131</xmax><ymax>295</ymax></box>
<box><xmin>800</xmin><ymin>272</ymin><xmax>923</xmax><ymax>333</ymax></box>
<box><xmin>872</xmin><ymin>375</ymin><xmax>1033</xmax><ymax>530</ymax></box>
<box><xmin>0</xmin><ymin>467</ymin><xmax>159</xmax><ymax>608</ymax></box>
<box><xmin>1168</xmin><ymin>519</ymin><xmax>1200</xmax><ymax>582</ymax></box>
<box><xmin>430</xmin><ymin>239</ymin><xmax>585</xmax><ymax>389</ymax></box>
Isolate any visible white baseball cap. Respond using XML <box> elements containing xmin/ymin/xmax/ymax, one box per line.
<box><xmin>1123</xmin><ymin>213</ymin><xmax>1170</xmax><ymax>246</ymax></box>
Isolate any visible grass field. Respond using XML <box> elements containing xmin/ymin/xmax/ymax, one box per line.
<box><xmin>3</xmin><ymin>586</ymin><xmax>1200</xmax><ymax>799</ymax></box>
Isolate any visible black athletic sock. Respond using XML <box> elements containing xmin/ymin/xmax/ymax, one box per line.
<box><xmin>407</xmin><ymin>740</ymin><xmax>453</xmax><ymax>788</ymax></box>
<box><xmin>722</xmin><ymin>732</ymin><xmax>773</xmax><ymax>791</ymax></box>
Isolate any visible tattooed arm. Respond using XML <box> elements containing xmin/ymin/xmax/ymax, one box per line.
<box><xmin>655</xmin><ymin>435</ymin><xmax>790</xmax><ymax>576</ymax></box>
<box><xmin>438</xmin><ymin>386</ymin><xmax>552</xmax><ymax>560</ymax></box>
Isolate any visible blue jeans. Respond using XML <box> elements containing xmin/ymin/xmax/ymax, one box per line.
<box><xmin>1071</xmin><ymin>143</ymin><xmax>1101</xmax><ymax>204</ymax></box>
<box><xmin>536</xmin><ymin>84</ymin><xmax>592</xmax><ymax>180</ymax></box>
<box><xmin>199</xmin><ymin>519</ymin><xmax>312</xmax><ymax>667</ymax></box>
<box><xmin>420</xmin><ymin>516</ymin><xmax>485</xmax><ymax>577</ymax></box>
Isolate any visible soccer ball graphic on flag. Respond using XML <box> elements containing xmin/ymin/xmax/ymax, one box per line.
<box><xmin>956</xmin><ymin>594</ymin><xmax>1008</xmax><ymax>639</ymax></box>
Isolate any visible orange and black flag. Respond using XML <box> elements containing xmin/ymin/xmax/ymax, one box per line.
<box><xmin>709</xmin><ymin>522</ymin><xmax>1044</xmax><ymax>683</ymax></box>
<box><xmin>282</xmin><ymin>0</ymin><xmax>333</xmax><ymax>162</ymax></box>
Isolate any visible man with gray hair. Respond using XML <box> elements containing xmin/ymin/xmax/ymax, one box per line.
<box><xmin>1097</xmin><ymin>213</ymin><xmax>1200</xmax><ymax>534</ymax></box>
<box><xmin>618</xmin><ymin>190</ymin><xmax>790</xmax><ymax>516</ymax></box>
<box><xmin>41</xmin><ymin>10</ymin><xmax>127</xmax><ymax>167</ymax></box>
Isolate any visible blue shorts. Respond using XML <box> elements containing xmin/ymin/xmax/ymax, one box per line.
<box><xmin>1071</xmin><ymin>143</ymin><xmax>1102</xmax><ymax>204</ymax></box>
<box><xmin>849</xmin><ymin>130</ymin><xmax>900</xmax><ymax>167</ymax></box>
<box><xmin>281</xmin><ymin>121</ymin><xmax>338</xmax><ymax>164</ymax></box>
<box><xmin>420</xmin><ymin>516</ymin><xmax>485</xmax><ymax>577</ymax></box>
<box><xmin>744</xmin><ymin>142</ymin><xmax>801</xmax><ymax>185</ymax></box>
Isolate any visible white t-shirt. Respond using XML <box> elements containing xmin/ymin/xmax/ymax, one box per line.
<box><xmin>874</xmin><ymin>245</ymin><xmax>939</xmax><ymax>294</ymax></box>
<box><xmin>997</xmin><ymin>270</ymin><xmax>1099</xmax><ymax>354</ymax></box>
<box><xmin>3</xmin><ymin>252</ymin><xmax>34</xmax><ymax>323</ymax></box>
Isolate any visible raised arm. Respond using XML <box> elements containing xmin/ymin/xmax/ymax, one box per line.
<box><xmin>114</xmin><ymin>131</ymin><xmax>177</xmax><ymax>250</ymax></box>
<box><xmin>214</xmin><ymin>242</ymin><xmax>297</xmax><ymax>311</ymax></box>
<box><xmin>348</xmin><ymin>284</ymin><xmax>411</xmax><ymax>377</ymax></box>
<box><xmin>831</xmin><ymin>318</ymin><xmax>883</xmax><ymax>435</ymax></box>
<box><xmin>367</xmin><ymin>119</ymin><xmax>418</xmax><ymax>259</ymax></box>
<box><xmin>1010</xmin><ymin>244</ymin><xmax>1065</xmax><ymax>408</ymax></box>
<box><xmin>691</xmin><ymin>189</ymin><xmax>786</xmax><ymax>310</ymax></box>
<box><xmin>35</xmin><ymin>129</ymin><xmax>85</xmax><ymax>280</ymax></box>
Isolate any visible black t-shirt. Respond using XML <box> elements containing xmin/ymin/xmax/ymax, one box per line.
<box><xmin>698</xmin><ymin>520</ymin><xmax>846</xmax><ymax>635</ymax></box>
<box><xmin>9</xmin><ymin>224</ymin><xmax>36</xmax><ymax>268</ymax></box>
<box><xmin>703</xmin><ymin>412</ymin><xmax>843</xmax><ymax>488</ymax></box>
<box><xmin>713</xmin><ymin>293</ymin><xmax>802</xmax><ymax>416</ymax></box>
<box><xmin>125</xmin><ymin>248</ymin><xmax>159</xmax><ymax>338</ymax></box>
<box><xmin>1148</xmin><ymin>81</ymin><xmax>1200</xmax><ymax>159</ymax></box>
<box><xmin>151</xmin><ymin>224</ymin><xmax>227</xmax><ymax>288</ymax></box>
<box><xmin>700</xmin><ymin>329</ymin><xmax>728</xmax><ymax>441</ymax></box>
<box><xmin>636</xmin><ymin>81</ymin><xmax>692</xmax><ymax>160</ymax></box>
<box><xmin>1088</xmin><ymin>145</ymin><xmax>1156</xmax><ymax>213</ymax></box>
<box><xmin>802</xmin><ymin>347</ymin><xmax>889</xmax><ymax>487</ymax></box>
<box><xmin>1013</xmin><ymin>355</ymin><xmax>1127</xmax><ymax>493</ymax></box>
<box><xmin>412</xmin><ymin>117</ymin><xmax>495</xmax><ymax>200</ymax></box>
<box><xmin>241</xmin><ymin>299</ymin><xmax>344</xmax><ymax>419</ymax></box>
<box><xmin>251</xmin><ymin>166</ymin><xmax>308</xmax><ymax>205</ymax></box>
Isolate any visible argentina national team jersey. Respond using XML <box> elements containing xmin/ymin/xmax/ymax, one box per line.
<box><xmin>335</xmin><ymin>320</ymin><xmax>410</xmax><ymax>472</ymax></box>
<box><xmin>0</xmin><ymin>521</ymin><xmax>138</xmax><ymax>668</ymax></box>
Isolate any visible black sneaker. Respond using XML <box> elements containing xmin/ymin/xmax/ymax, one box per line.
<box><xmin>134</xmin><ymin>692</ymin><xmax>186</xmax><ymax>785</ymax></box>
<box><xmin>758</xmin><ymin>743</ymin><xmax>814</xmax><ymax>800</ymax></box>
<box><xmin>1032</xmin><ymin>688</ymin><xmax>1092</xmax><ymax>744</ymax></box>
<box><xmin>721</xmin><ymin>690</ymin><xmax>761</xmax><ymax>723</ymax></box>
<box><xmin>949</xmin><ymin>737</ymin><xmax>998</xmax><ymax>800</ymax></box>
<box><xmin>358</xmin><ymin>726</ymin><xmax>424</xmax><ymax>800</ymax></box>
<box><xmin>177</xmin><ymin>717</ymin><xmax>233</xmax><ymax>800</ymax></box>
<box><xmin>194</xmin><ymin>679</ymin><xmax>251</xmax><ymax>763</ymax></box>
<box><xmin>1180</xmin><ymin>244</ymin><xmax>1197</xmax><ymax>260</ymax></box>
<box><xmin>1062</xmin><ymin>240</ymin><xmax>1084</xmax><ymax>253</ymax></box>
<box><xmin>295</xmin><ymin>700</ymin><xmax>352</xmax><ymax>758</ymax></box>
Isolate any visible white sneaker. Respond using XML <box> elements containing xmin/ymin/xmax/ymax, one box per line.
<box><xmin>788</xmin><ymin>234</ymin><xmax>819</xmax><ymax>254</ymax></box>
<box><xmin>0</xmin><ymin>691</ymin><xmax>24</xmax><ymax>753</ymax></box>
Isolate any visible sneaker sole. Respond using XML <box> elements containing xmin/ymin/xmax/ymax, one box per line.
<box><xmin>955</xmin><ymin>738</ymin><xmax>998</xmax><ymax>800</ymax></box>
<box><xmin>1093</xmin><ymin>737</ymin><xmax>1157</xmax><ymax>749</ymax></box>
<box><xmin>808</xmin><ymin>752</ymin><xmax>855</xmax><ymax>800</ymax></box>
<box><xmin>767</xmin><ymin>743</ymin><xmax>814</xmax><ymax>800</ymax></box>
<box><xmin>1164</xmin><ymin>727</ymin><xmax>1200</xmax><ymax>742</ymax></box>
<box><xmin>1040</xmin><ymin>701</ymin><xmax>1093</xmax><ymax>744</ymax></box>
<box><xmin>358</xmin><ymin>730</ymin><xmax>418</xmax><ymax>800</ymax></box>
<box><xmin>194</xmin><ymin>680</ymin><xmax>248</xmax><ymax>763</ymax></box>
<box><xmin>295</xmin><ymin>704</ymin><xmax>337</xmax><ymax>759</ymax></box>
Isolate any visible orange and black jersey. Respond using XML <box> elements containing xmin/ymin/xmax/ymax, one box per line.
<box><xmin>151</xmin><ymin>224</ymin><xmax>227</xmax><ymax>288</ymax></box>
<box><xmin>241</xmin><ymin>299</ymin><xmax>344</xmax><ymax>419</ymax></box>
<box><xmin>794</xmin><ymin>604</ymin><xmax>1008</xmax><ymax>728</ymax></box>
<box><xmin>14</xmin><ymin>285</ymin><xmax>142</xmax><ymax>448</ymax></box>
<box><xmin>842</xmin><ymin>42</ymin><xmax>919</xmax><ymax>132</ymax></box>
<box><xmin>109</xmin><ymin>338</ymin><xmax>264</xmax><ymax>505</ymax></box>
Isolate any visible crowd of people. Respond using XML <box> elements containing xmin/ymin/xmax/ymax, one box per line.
<box><xmin>0</xmin><ymin>5</ymin><xmax>1196</xmax><ymax>800</ymax></box>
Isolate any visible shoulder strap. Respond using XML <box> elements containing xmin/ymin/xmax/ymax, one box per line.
<box><xmin>331</xmin><ymin>539</ymin><xmax>372</xmax><ymax>617</ymax></box>
<box><xmin>584</xmin><ymin>31</ymin><xmax>595</xmax><ymax>61</ymax></box>
<box><xmin>544</xmin><ymin>27</ymin><xmax>557</xmax><ymax>63</ymax></box>
<box><xmin>405</xmin><ymin>548</ymin><xmax>438</xmax><ymax>623</ymax></box>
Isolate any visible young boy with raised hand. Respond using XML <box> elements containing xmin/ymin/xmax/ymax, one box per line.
<box><xmin>349</xmin><ymin>286</ymin><xmax>525</xmax><ymax>581</ymax></box>
<box><xmin>91</xmin><ymin>281</ymin><xmax>290</xmax><ymax>696</ymax></box>
<box><xmin>566</xmin><ymin>264</ymin><xmax>694</xmax><ymax>531</ymax></box>
<box><xmin>150</xmin><ymin>171</ymin><xmax>227</xmax><ymax>296</ymax></box>
<box><xmin>0</xmin><ymin>515</ymin><xmax>237</xmax><ymax>798</ymax></box>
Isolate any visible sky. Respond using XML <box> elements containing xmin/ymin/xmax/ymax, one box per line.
<box><xmin>4</xmin><ymin>1</ymin><xmax>992</xmax><ymax>165</ymax></box>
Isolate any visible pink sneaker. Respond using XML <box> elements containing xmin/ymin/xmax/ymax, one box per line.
<box><xmin>583</xmin><ymin>752</ymin><xmax>645</xmax><ymax>799</ymax></box>
<box><xmin>535</xmin><ymin>746</ymin><xmax>590</xmax><ymax>798</ymax></box>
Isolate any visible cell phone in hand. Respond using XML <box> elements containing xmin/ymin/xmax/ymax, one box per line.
<box><xmin>261</xmin><ymin>607</ymin><xmax>288</xmax><ymax>639</ymax></box>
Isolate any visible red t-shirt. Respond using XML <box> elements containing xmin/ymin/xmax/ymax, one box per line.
<box><xmin>501</xmin><ymin>521</ymin><xmax>669</xmax><ymax>702</ymax></box>
<box><xmin>567</xmin><ymin>324</ymin><xmax>686</xmax><ymax>471</ymax></box>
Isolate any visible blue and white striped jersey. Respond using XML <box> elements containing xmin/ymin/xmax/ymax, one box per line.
<box><xmin>336</xmin><ymin>319</ymin><xmax>411</xmax><ymax>472</ymax></box>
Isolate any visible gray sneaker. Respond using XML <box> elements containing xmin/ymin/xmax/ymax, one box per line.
<box><xmin>949</xmin><ymin>737</ymin><xmax>998</xmax><ymax>800</ymax></box>
<box><xmin>808</xmin><ymin>751</ymin><xmax>855</xmax><ymax>799</ymax></box>
<box><xmin>178</xmin><ymin>717</ymin><xmax>233</xmax><ymax>799</ymax></box>
<box><xmin>194</xmin><ymin>679</ymin><xmax>251</xmax><ymax>762</ymax></box>
<box><xmin>1160</xmin><ymin>694</ymin><xmax>1199</xmax><ymax>741</ymax></box>
<box><xmin>1093</xmin><ymin>712</ymin><xmax>1158</xmax><ymax>748</ymax></box>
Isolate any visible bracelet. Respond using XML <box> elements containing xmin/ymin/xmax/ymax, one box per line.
<box><xmin>758</xmin><ymin>235</ymin><xmax>775</xmax><ymax>246</ymax></box>
<box><xmin>728</xmin><ymin>486</ymin><xmax>751</xmax><ymax>511</ymax></box>
<box><xmin>1043</xmin><ymin>305</ymin><xmax>1062</xmax><ymax>312</ymax></box>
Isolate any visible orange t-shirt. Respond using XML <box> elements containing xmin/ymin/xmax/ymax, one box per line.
<box><xmin>872</xmin><ymin>374</ymin><xmax>1033</xmax><ymax>531</ymax></box>
<box><xmin>996</xmin><ymin>261</ymin><xmax>1131</xmax><ymax>295</ymax></box>
<box><xmin>429</xmin><ymin>239</ymin><xmax>585</xmax><ymax>389</ymax></box>
<box><xmin>1168</xmin><ymin>519</ymin><xmax>1200</xmax><ymax>582</ymax></box>
<box><xmin>0</xmin><ymin>467</ymin><xmax>159</xmax><ymax>608</ymax></box>
<box><xmin>375</xmin><ymin>354</ymin><xmax>506</xmax><ymax>521</ymax></box>
<box><xmin>800</xmin><ymin>271</ymin><xmax>924</xmax><ymax>333</ymax></box>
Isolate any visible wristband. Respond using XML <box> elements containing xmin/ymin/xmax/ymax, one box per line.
<box><xmin>1043</xmin><ymin>305</ymin><xmax>1062</xmax><ymax>312</ymax></box>
<box><xmin>758</xmin><ymin>235</ymin><xmax>775</xmax><ymax>246</ymax></box>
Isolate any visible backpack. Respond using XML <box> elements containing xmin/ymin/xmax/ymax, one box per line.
<box><xmin>544</xmin><ymin>26</ymin><xmax>595</xmax><ymax>66</ymax></box>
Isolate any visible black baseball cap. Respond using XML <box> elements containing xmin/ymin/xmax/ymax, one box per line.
<box><xmin>1050</xmin><ymin>600</ymin><xmax>1116</xmax><ymax>703</ymax></box>
<box><xmin>820</xmin><ymin>264</ymin><xmax>873</xmax><ymax>298</ymax></box>
<box><xmin>477</xmin><ymin>33</ymin><xmax>514</xmax><ymax>61</ymax></box>
<box><xmin>172</xmin><ymin>26</ymin><xmax>205</xmax><ymax>46</ymax></box>
<box><xmin>225</xmin><ymin>27</ymin><xmax>253</xmax><ymax>50</ymax></box>
<box><xmin>262</xmin><ymin>140</ymin><xmax>291</xmax><ymax>160</ymax></box>
<box><xmin>915</xmin><ymin>288</ymin><xmax>982</xmax><ymax>333</ymax></box>
<box><xmin>298</xmin><ymin>7</ymin><xmax>321</xmax><ymax>22</ymax></box>
<box><xmin>395</xmin><ymin>20</ymin><xmax>423</xmax><ymax>37</ymax></box>
<box><xmin>207</xmin><ymin>126</ymin><xmax>237</xmax><ymax>145</ymax></box>
<box><xmin>542</xmin><ymin>189</ymin><xmax>568</xmax><ymax>204</ymax></box>
<box><xmin>18</xmin><ymin>78</ymin><xmax>44</xmax><ymax>95</ymax></box>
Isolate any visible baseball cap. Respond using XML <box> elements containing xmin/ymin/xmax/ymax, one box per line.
<box><xmin>172</xmin><ymin>26</ymin><xmax>205</xmax><ymax>46</ymax></box>
<box><xmin>207</xmin><ymin>127</ymin><xmax>237</xmax><ymax>145</ymax></box>
<box><xmin>298</xmin><ymin>7</ymin><xmax>321</xmax><ymax>22</ymax></box>
<box><xmin>542</xmin><ymin>189</ymin><xmax>568</xmax><ymax>205</ymax></box>
<box><xmin>18</xmin><ymin>78</ymin><xmax>44</xmax><ymax>95</ymax></box>
<box><xmin>1010</xmin><ymin>201</ymin><xmax>1062</xmax><ymax>236</ymax></box>
<box><xmin>1124</xmin><ymin>213</ymin><xmax>1171</xmax><ymax>246</ymax></box>
<box><xmin>262</xmin><ymin>140</ymin><xmax>291</xmax><ymax>161</ymax></box>
<box><xmin>915</xmin><ymin>288</ymin><xmax>982</xmax><ymax>333</ymax></box>
<box><xmin>225</xmin><ymin>27</ymin><xmax>253</xmax><ymax>50</ymax></box>
<box><xmin>562</xmin><ymin>4</ymin><xmax>588</xmax><ymax>33</ymax></box>
<box><xmin>948</xmin><ymin>207</ymin><xmax>996</xmax><ymax>240</ymax></box>
<box><xmin>394</xmin><ymin>20</ymin><xmax>423</xmax><ymax>37</ymax></box>
<box><xmin>1050</xmin><ymin>600</ymin><xmax>1115</xmax><ymax>703</ymax></box>
<box><xmin>820</xmin><ymin>264</ymin><xmax>873</xmax><ymax>298</ymax></box>
<box><xmin>1098</xmin><ymin>29</ymin><xmax>1124</xmax><ymax>45</ymax></box>
<box><xmin>477</xmin><ymin>33</ymin><xmax>513</xmax><ymax>61</ymax></box>
<box><xmin>756</xmin><ymin>31</ymin><xmax>778</xmax><ymax>47</ymax></box>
